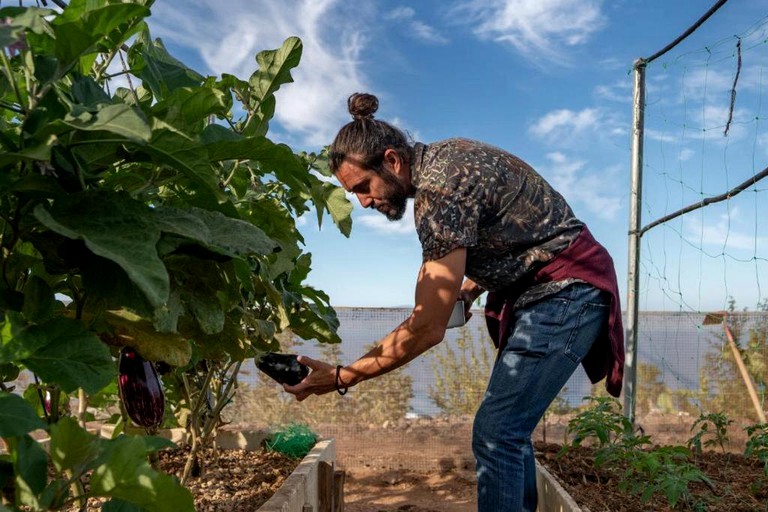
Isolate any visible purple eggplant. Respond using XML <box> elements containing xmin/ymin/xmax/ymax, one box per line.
<box><xmin>118</xmin><ymin>347</ymin><xmax>165</xmax><ymax>428</ymax></box>
<box><xmin>256</xmin><ymin>353</ymin><xmax>309</xmax><ymax>386</ymax></box>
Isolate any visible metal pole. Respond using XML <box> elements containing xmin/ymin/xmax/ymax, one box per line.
<box><xmin>625</xmin><ymin>58</ymin><xmax>646</xmax><ymax>425</ymax></box>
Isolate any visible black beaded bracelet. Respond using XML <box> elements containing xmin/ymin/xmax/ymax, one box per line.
<box><xmin>335</xmin><ymin>365</ymin><xmax>348</xmax><ymax>395</ymax></box>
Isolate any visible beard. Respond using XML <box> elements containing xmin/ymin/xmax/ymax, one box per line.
<box><xmin>379</xmin><ymin>170</ymin><xmax>409</xmax><ymax>221</ymax></box>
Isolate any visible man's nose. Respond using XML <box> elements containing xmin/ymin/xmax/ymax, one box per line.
<box><xmin>357</xmin><ymin>193</ymin><xmax>374</xmax><ymax>208</ymax></box>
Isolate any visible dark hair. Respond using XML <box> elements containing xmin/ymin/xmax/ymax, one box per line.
<box><xmin>328</xmin><ymin>93</ymin><xmax>413</xmax><ymax>174</ymax></box>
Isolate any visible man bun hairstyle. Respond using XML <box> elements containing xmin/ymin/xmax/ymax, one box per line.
<box><xmin>329</xmin><ymin>92</ymin><xmax>413</xmax><ymax>175</ymax></box>
<box><xmin>348</xmin><ymin>93</ymin><xmax>378</xmax><ymax>121</ymax></box>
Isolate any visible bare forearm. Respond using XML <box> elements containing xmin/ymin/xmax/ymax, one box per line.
<box><xmin>339</xmin><ymin>317</ymin><xmax>442</xmax><ymax>387</ymax></box>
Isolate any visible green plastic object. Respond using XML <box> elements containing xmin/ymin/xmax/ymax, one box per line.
<box><xmin>265</xmin><ymin>423</ymin><xmax>318</xmax><ymax>459</ymax></box>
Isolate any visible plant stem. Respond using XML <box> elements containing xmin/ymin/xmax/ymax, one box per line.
<box><xmin>64</xmin><ymin>469</ymin><xmax>86</xmax><ymax>510</ymax></box>
<box><xmin>221</xmin><ymin>161</ymin><xmax>241</xmax><ymax>188</ymax></box>
<box><xmin>77</xmin><ymin>388</ymin><xmax>87</xmax><ymax>428</ymax></box>
<box><xmin>0</xmin><ymin>50</ymin><xmax>26</xmax><ymax>115</ymax></box>
<box><xmin>94</xmin><ymin>49</ymin><xmax>119</xmax><ymax>81</ymax></box>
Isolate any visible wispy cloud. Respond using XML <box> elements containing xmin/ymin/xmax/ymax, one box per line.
<box><xmin>530</xmin><ymin>108</ymin><xmax>600</xmax><ymax>138</ymax></box>
<box><xmin>356</xmin><ymin>200</ymin><xmax>417</xmax><ymax>235</ymax></box>
<box><xmin>449</xmin><ymin>0</ymin><xmax>605</xmax><ymax>66</ymax></box>
<box><xmin>529</xmin><ymin>107</ymin><xmax>626</xmax><ymax>145</ymax></box>
<box><xmin>542</xmin><ymin>152</ymin><xmax>622</xmax><ymax>220</ymax></box>
<box><xmin>595</xmin><ymin>80</ymin><xmax>632</xmax><ymax>103</ymax></box>
<box><xmin>386</xmin><ymin>7</ymin><xmax>449</xmax><ymax>44</ymax></box>
<box><xmin>148</xmin><ymin>0</ymin><xmax>372</xmax><ymax>149</ymax></box>
<box><xmin>683</xmin><ymin>209</ymin><xmax>765</xmax><ymax>253</ymax></box>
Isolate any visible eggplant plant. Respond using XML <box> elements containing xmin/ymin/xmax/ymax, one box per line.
<box><xmin>0</xmin><ymin>0</ymin><xmax>350</xmax><ymax>510</ymax></box>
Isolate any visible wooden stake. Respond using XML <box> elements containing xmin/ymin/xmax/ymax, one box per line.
<box><xmin>722</xmin><ymin>313</ymin><xmax>767</xmax><ymax>424</ymax></box>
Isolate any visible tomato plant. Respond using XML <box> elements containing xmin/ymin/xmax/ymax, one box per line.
<box><xmin>0</xmin><ymin>0</ymin><xmax>351</xmax><ymax>510</ymax></box>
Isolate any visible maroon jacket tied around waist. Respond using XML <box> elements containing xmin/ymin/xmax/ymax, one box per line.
<box><xmin>484</xmin><ymin>226</ymin><xmax>625</xmax><ymax>397</ymax></box>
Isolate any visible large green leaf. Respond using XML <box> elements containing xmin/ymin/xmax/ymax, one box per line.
<box><xmin>0</xmin><ymin>392</ymin><xmax>46</xmax><ymax>437</ymax></box>
<box><xmin>322</xmin><ymin>184</ymin><xmax>353</xmax><ymax>237</ymax></box>
<box><xmin>249</xmin><ymin>36</ymin><xmax>302</xmax><ymax>100</ymax></box>
<box><xmin>100</xmin><ymin>309</ymin><xmax>192</xmax><ymax>367</ymax></box>
<box><xmin>151</xmin><ymin>87</ymin><xmax>230</xmax><ymax>133</ymax></box>
<box><xmin>52</xmin><ymin>3</ymin><xmax>150</xmax><ymax>71</ymax></box>
<box><xmin>49</xmin><ymin>416</ymin><xmax>101</xmax><ymax>474</ymax></box>
<box><xmin>0</xmin><ymin>7</ymin><xmax>55</xmax><ymax>37</ymax></box>
<box><xmin>91</xmin><ymin>436</ymin><xmax>195</xmax><ymax>512</ymax></box>
<box><xmin>161</xmin><ymin>256</ymin><xmax>231</xmax><ymax>336</ymax></box>
<box><xmin>33</xmin><ymin>191</ymin><xmax>169</xmax><ymax>308</ymax></box>
<box><xmin>63</xmin><ymin>103</ymin><xmax>151</xmax><ymax>143</ymax></box>
<box><xmin>0</xmin><ymin>135</ymin><xmax>57</xmax><ymax>169</ymax></box>
<box><xmin>154</xmin><ymin>205</ymin><xmax>277</xmax><ymax>258</ymax></box>
<box><xmin>201</xmin><ymin>128</ymin><xmax>305</xmax><ymax>175</ymax></box>
<box><xmin>1</xmin><ymin>317</ymin><xmax>113</xmax><ymax>394</ymax></box>
<box><xmin>144</xmin><ymin>127</ymin><xmax>225</xmax><ymax>202</ymax></box>
<box><xmin>244</xmin><ymin>37</ymin><xmax>302</xmax><ymax>137</ymax></box>
<box><xmin>128</xmin><ymin>31</ymin><xmax>204</xmax><ymax>100</ymax></box>
<box><xmin>8</xmin><ymin>434</ymin><xmax>48</xmax><ymax>494</ymax></box>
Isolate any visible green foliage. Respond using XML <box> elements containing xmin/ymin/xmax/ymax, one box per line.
<box><xmin>564</xmin><ymin>397</ymin><xmax>634</xmax><ymax>450</ymax></box>
<box><xmin>744</xmin><ymin>423</ymin><xmax>768</xmax><ymax>477</ymax></box>
<box><xmin>615</xmin><ymin>445</ymin><xmax>711</xmax><ymax>509</ymax></box>
<box><xmin>0</xmin><ymin>1</ymin><xmax>352</xmax><ymax>509</ymax></box>
<box><xmin>687</xmin><ymin>412</ymin><xmax>733</xmax><ymax>455</ymax></box>
<box><xmin>562</xmin><ymin>397</ymin><xmax>713</xmax><ymax>508</ymax></box>
<box><xmin>0</xmin><ymin>410</ymin><xmax>190</xmax><ymax>511</ymax></box>
<box><xmin>427</xmin><ymin>323</ymin><xmax>493</xmax><ymax>417</ymax></box>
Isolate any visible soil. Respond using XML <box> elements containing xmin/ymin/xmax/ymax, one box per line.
<box><xmin>156</xmin><ymin>448</ymin><xmax>301</xmax><ymax>512</ymax></box>
<box><xmin>536</xmin><ymin>442</ymin><xmax>768</xmax><ymax>512</ymax></box>
<box><xmin>180</xmin><ymin>417</ymin><xmax>766</xmax><ymax>512</ymax></box>
<box><xmin>63</xmin><ymin>417</ymin><xmax>768</xmax><ymax>511</ymax></box>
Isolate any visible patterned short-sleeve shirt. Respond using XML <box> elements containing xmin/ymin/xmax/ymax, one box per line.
<box><xmin>411</xmin><ymin>138</ymin><xmax>584</xmax><ymax>303</ymax></box>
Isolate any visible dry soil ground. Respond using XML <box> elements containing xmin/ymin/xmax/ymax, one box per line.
<box><xmin>64</xmin><ymin>415</ymin><xmax>768</xmax><ymax>511</ymax></box>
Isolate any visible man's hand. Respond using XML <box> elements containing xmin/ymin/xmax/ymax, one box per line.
<box><xmin>458</xmin><ymin>278</ymin><xmax>485</xmax><ymax>322</ymax></box>
<box><xmin>283</xmin><ymin>355</ymin><xmax>337</xmax><ymax>401</ymax></box>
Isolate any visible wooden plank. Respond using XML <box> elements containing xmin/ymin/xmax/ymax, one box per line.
<box><xmin>302</xmin><ymin>505</ymin><xmax>313</xmax><ymax>512</ymax></box>
<box><xmin>318</xmin><ymin>461</ymin><xmax>334</xmax><ymax>512</ymax></box>
<box><xmin>333</xmin><ymin>470</ymin><xmax>346</xmax><ymax>512</ymax></box>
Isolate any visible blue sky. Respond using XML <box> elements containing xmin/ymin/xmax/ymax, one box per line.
<box><xmin>141</xmin><ymin>0</ymin><xmax>768</xmax><ymax>312</ymax></box>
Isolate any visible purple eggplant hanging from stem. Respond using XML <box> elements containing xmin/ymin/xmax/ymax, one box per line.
<box><xmin>118</xmin><ymin>347</ymin><xmax>165</xmax><ymax>428</ymax></box>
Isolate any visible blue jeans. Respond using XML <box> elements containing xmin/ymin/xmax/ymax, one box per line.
<box><xmin>472</xmin><ymin>283</ymin><xmax>609</xmax><ymax>511</ymax></box>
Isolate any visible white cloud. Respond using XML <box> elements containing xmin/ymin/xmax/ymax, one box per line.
<box><xmin>595</xmin><ymin>80</ymin><xmax>632</xmax><ymax>103</ymax></box>
<box><xmin>529</xmin><ymin>108</ymin><xmax>599</xmax><ymax>139</ymax></box>
<box><xmin>148</xmin><ymin>0</ymin><xmax>372</xmax><ymax>149</ymax></box>
<box><xmin>542</xmin><ymin>152</ymin><xmax>622</xmax><ymax>220</ymax></box>
<box><xmin>450</xmin><ymin>0</ymin><xmax>605</xmax><ymax>66</ymax></box>
<box><xmin>645</xmin><ymin>129</ymin><xmax>678</xmax><ymax>144</ymax></box>
<box><xmin>386</xmin><ymin>6</ymin><xmax>448</xmax><ymax>44</ymax></box>
<box><xmin>758</xmin><ymin>133</ymin><xmax>768</xmax><ymax>156</ymax></box>
<box><xmin>679</xmin><ymin>148</ymin><xmax>695</xmax><ymax>162</ymax></box>
<box><xmin>356</xmin><ymin>200</ymin><xmax>417</xmax><ymax>235</ymax></box>
<box><xmin>683</xmin><ymin>211</ymin><xmax>764</xmax><ymax>253</ymax></box>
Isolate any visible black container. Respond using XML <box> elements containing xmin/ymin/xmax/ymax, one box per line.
<box><xmin>256</xmin><ymin>353</ymin><xmax>309</xmax><ymax>386</ymax></box>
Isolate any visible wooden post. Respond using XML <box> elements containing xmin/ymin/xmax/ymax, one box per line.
<box><xmin>318</xmin><ymin>461</ymin><xmax>334</xmax><ymax>512</ymax></box>
<box><xmin>723</xmin><ymin>314</ymin><xmax>767</xmax><ymax>424</ymax></box>
<box><xmin>333</xmin><ymin>470</ymin><xmax>346</xmax><ymax>512</ymax></box>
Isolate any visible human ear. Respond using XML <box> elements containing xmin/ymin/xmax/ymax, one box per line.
<box><xmin>384</xmin><ymin>148</ymin><xmax>401</xmax><ymax>172</ymax></box>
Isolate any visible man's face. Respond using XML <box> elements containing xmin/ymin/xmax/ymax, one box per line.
<box><xmin>336</xmin><ymin>158</ymin><xmax>409</xmax><ymax>221</ymax></box>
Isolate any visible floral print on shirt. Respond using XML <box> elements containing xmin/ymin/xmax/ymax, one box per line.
<box><xmin>411</xmin><ymin>138</ymin><xmax>584</xmax><ymax>305</ymax></box>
